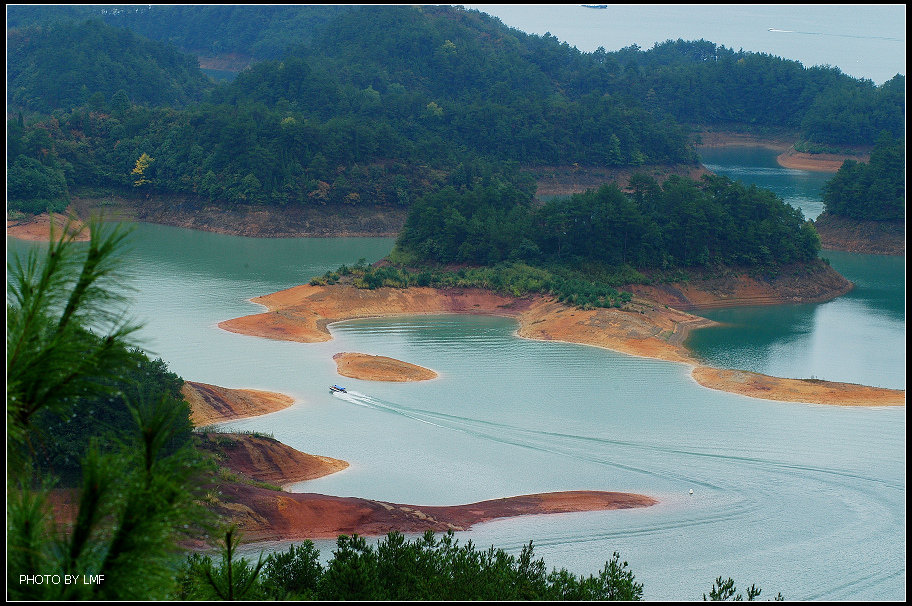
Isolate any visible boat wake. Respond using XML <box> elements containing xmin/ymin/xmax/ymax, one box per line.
<box><xmin>768</xmin><ymin>27</ymin><xmax>901</xmax><ymax>42</ymax></box>
<box><xmin>329</xmin><ymin>390</ymin><xmax>898</xmax><ymax>492</ymax></box>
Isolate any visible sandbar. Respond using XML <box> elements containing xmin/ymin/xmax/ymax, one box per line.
<box><xmin>776</xmin><ymin>148</ymin><xmax>868</xmax><ymax>173</ymax></box>
<box><xmin>212</xmin><ymin>484</ymin><xmax>657</xmax><ymax>542</ymax></box>
<box><xmin>334</xmin><ymin>352</ymin><xmax>437</xmax><ymax>382</ymax></box>
<box><xmin>692</xmin><ymin>130</ymin><xmax>869</xmax><ymax>173</ymax></box>
<box><xmin>692</xmin><ymin>368</ymin><xmax>904</xmax><ymax>407</ymax></box>
<box><xmin>182</xmin><ymin>381</ymin><xmax>295</xmax><ymax>426</ymax></box>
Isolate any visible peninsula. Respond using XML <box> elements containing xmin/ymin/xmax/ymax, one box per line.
<box><xmin>219</xmin><ymin>279</ymin><xmax>903</xmax><ymax>407</ymax></box>
<box><xmin>188</xmin><ymin>380</ymin><xmax>657</xmax><ymax>542</ymax></box>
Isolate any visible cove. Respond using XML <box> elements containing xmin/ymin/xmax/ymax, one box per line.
<box><xmin>6</xmin><ymin>150</ymin><xmax>905</xmax><ymax>599</ymax></box>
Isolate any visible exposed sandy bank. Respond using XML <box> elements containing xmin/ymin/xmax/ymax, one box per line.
<box><xmin>776</xmin><ymin>148</ymin><xmax>869</xmax><ymax>173</ymax></box>
<box><xmin>333</xmin><ymin>352</ymin><xmax>438</xmax><ymax>382</ymax></box>
<box><xmin>217</xmin><ymin>271</ymin><xmax>904</xmax><ymax>407</ymax></box>
<box><xmin>693</xmin><ymin>368</ymin><xmax>905</xmax><ymax>407</ymax></box>
<box><xmin>182</xmin><ymin>381</ymin><xmax>295</xmax><ymax>426</ymax></box>
<box><xmin>219</xmin><ymin>284</ymin><xmax>708</xmax><ymax>364</ymax></box>
<box><xmin>213</xmin><ymin>485</ymin><xmax>657</xmax><ymax>542</ymax></box>
<box><xmin>692</xmin><ymin>130</ymin><xmax>870</xmax><ymax>173</ymax></box>
<box><xmin>7</xmin><ymin>213</ymin><xmax>89</xmax><ymax>242</ymax></box>
<box><xmin>197</xmin><ymin>432</ymin><xmax>349</xmax><ymax>487</ymax></box>
<box><xmin>813</xmin><ymin>211</ymin><xmax>905</xmax><ymax>255</ymax></box>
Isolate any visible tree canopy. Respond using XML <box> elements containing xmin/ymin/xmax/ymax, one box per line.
<box><xmin>396</xmin><ymin>172</ymin><xmax>820</xmax><ymax>272</ymax></box>
<box><xmin>5</xmin><ymin>6</ymin><xmax>904</xmax><ymax>214</ymax></box>
<box><xmin>822</xmin><ymin>133</ymin><xmax>905</xmax><ymax>221</ymax></box>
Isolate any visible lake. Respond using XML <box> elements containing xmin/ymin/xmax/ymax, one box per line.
<box><xmin>691</xmin><ymin>147</ymin><xmax>906</xmax><ymax>390</ymax></box>
<box><xmin>6</xmin><ymin>149</ymin><xmax>905</xmax><ymax>600</ymax></box>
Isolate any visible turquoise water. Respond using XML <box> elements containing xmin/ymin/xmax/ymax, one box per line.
<box><xmin>689</xmin><ymin>148</ymin><xmax>906</xmax><ymax>390</ymax></box>
<box><xmin>698</xmin><ymin>146</ymin><xmax>833</xmax><ymax>221</ymax></box>
<box><xmin>6</xmin><ymin>159</ymin><xmax>905</xmax><ymax>598</ymax></box>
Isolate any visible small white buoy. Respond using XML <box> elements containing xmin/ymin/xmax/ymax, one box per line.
<box><xmin>689</xmin><ymin>489</ymin><xmax>694</xmax><ymax>495</ymax></box>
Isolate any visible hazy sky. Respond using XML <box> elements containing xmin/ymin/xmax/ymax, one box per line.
<box><xmin>464</xmin><ymin>4</ymin><xmax>906</xmax><ymax>84</ymax></box>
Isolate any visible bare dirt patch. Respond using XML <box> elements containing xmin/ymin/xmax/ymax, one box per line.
<box><xmin>813</xmin><ymin>212</ymin><xmax>904</xmax><ymax>255</ymax></box>
<box><xmin>197</xmin><ymin>432</ymin><xmax>349</xmax><ymax>488</ymax></box>
<box><xmin>7</xmin><ymin>212</ymin><xmax>89</xmax><ymax>242</ymax></box>
<box><xmin>333</xmin><ymin>352</ymin><xmax>437</xmax><ymax>382</ymax></box>
<box><xmin>692</xmin><ymin>367</ymin><xmax>904</xmax><ymax>406</ymax></box>
<box><xmin>182</xmin><ymin>381</ymin><xmax>295</xmax><ymax>426</ymax></box>
<box><xmin>213</xmin><ymin>485</ymin><xmax>657</xmax><ymax>542</ymax></box>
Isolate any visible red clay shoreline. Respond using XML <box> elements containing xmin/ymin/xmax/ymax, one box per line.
<box><xmin>185</xmin><ymin>383</ymin><xmax>656</xmax><ymax>543</ymax></box>
<box><xmin>215</xmin><ymin>484</ymin><xmax>658</xmax><ymax>542</ymax></box>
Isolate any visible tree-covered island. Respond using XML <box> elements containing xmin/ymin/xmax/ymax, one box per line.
<box><xmin>7</xmin><ymin>5</ymin><xmax>905</xmax><ymax>601</ymax></box>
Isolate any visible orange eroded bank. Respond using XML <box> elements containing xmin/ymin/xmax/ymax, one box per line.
<box><xmin>219</xmin><ymin>283</ymin><xmax>903</xmax><ymax>407</ymax></box>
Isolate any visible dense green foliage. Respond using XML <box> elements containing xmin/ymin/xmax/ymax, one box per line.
<box><xmin>176</xmin><ymin>530</ymin><xmax>645</xmax><ymax>601</ymax></box>
<box><xmin>9</xmin><ymin>6</ymin><xmax>902</xmax><ymax>149</ymax></box>
<box><xmin>313</xmin><ymin>170</ymin><xmax>820</xmax><ymax>311</ymax></box>
<box><xmin>30</xmin><ymin>350</ymin><xmax>189</xmax><ymax>484</ymax></box>
<box><xmin>822</xmin><ymin>134</ymin><xmax>905</xmax><ymax>221</ymax></box>
<box><xmin>7</xmin><ymin>19</ymin><xmax>212</xmax><ymax>113</ymax></box>
<box><xmin>5</xmin><ymin>6</ymin><xmax>904</xmax><ymax>215</ymax></box>
<box><xmin>613</xmin><ymin>39</ymin><xmax>904</xmax><ymax>145</ymax></box>
<box><xmin>7</xmin><ymin>220</ymin><xmax>212</xmax><ymax>600</ymax></box>
<box><xmin>395</xmin><ymin>172</ymin><xmax>820</xmax><ymax>271</ymax></box>
<box><xmin>311</xmin><ymin>258</ymin><xmax>635</xmax><ymax>309</ymax></box>
<box><xmin>6</xmin><ymin>4</ymin><xmax>353</xmax><ymax>60</ymax></box>
<box><xmin>705</xmin><ymin>576</ymin><xmax>783</xmax><ymax>601</ymax></box>
<box><xmin>7</xmin><ymin>155</ymin><xmax>70</xmax><ymax>214</ymax></box>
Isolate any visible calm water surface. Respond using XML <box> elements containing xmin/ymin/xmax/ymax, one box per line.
<box><xmin>698</xmin><ymin>146</ymin><xmax>833</xmax><ymax>221</ymax></box>
<box><xmin>691</xmin><ymin>147</ymin><xmax>906</xmax><ymax>390</ymax></box>
<box><xmin>6</xmin><ymin>154</ymin><xmax>905</xmax><ymax>599</ymax></box>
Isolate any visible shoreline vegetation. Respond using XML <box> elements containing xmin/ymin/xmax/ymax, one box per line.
<box><xmin>8</xmin><ymin>132</ymin><xmax>893</xmax><ymax>257</ymax></box>
<box><xmin>11</xmin><ymin>134</ymin><xmax>900</xmax><ymax>548</ymax></box>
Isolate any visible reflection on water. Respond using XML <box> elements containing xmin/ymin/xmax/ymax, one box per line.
<box><xmin>228</xmin><ymin>314</ymin><xmax>904</xmax><ymax>601</ymax></box>
<box><xmin>689</xmin><ymin>148</ymin><xmax>905</xmax><ymax>390</ymax></box>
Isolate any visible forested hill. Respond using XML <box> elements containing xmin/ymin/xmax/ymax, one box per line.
<box><xmin>612</xmin><ymin>39</ymin><xmax>905</xmax><ymax>146</ymax></box>
<box><xmin>5</xmin><ymin>6</ymin><xmax>695</xmax><ymax>214</ymax></box>
<box><xmin>5</xmin><ymin>5</ymin><xmax>905</xmax><ymax>216</ymax></box>
<box><xmin>822</xmin><ymin>134</ymin><xmax>905</xmax><ymax>221</ymax></box>
<box><xmin>8</xmin><ymin>4</ymin><xmax>904</xmax><ymax>148</ymax></box>
<box><xmin>7</xmin><ymin>19</ymin><xmax>212</xmax><ymax>112</ymax></box>
<box><xmin>5</xmin><ymin>4</ymin><xmax>352</xmax><ymax>60</ymax></box>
